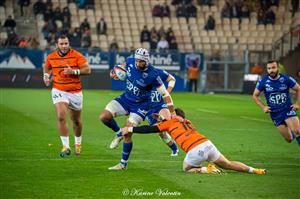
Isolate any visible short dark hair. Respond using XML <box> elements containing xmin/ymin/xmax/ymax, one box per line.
<box><xmin>175</xmin><ymin>108</ymin><xmax>185</xmax><ymax>118</ymax></box>
<box><xmin>56</xmin><ymin>35</ymin><xmax>68</xmax><ymax>43</ymax></box>
<box><xmin>267</xmin><ymin>60</ymin><xmax>278</xmax><ymax>65</ymax></box>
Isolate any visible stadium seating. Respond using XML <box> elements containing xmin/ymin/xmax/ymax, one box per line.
<box><xmin>1</xmin><ymin>0</ymin><xmax>298</xmax><ymax>60</ymax></box>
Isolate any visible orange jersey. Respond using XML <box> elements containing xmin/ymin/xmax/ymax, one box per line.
<box><xmin>45</xmin><ymin>49</ymin><xmax>87</xmax><ymax>92</ymax></box>
<box><xmin>157</xmin><ymin>118</ymin><xmax>208</xmax><ymax>153</ymax></box>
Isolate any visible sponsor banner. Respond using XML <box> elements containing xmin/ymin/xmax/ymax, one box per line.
<box><xmin>0</xmin><ymin>48</ymin><xmax>44</xmax><ymax>69</ymax></box>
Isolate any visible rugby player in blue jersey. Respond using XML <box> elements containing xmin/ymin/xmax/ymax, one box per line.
<box><xmin>252</xmin><ymin>60</ymin><xmax>300</xmax><ymax>145</ymax></box>
<box><xmin>146</xmin><ymin>68</ymin><xmax>179</xmax><ymax>156</ymax></box>
<box><xmin>99</xmin><ymin>48</ymin><xmax>175</xmax><ymax>170</ymax></box>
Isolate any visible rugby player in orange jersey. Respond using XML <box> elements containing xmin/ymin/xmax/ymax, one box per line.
<box><xmin>121</xmin><ymin>108</ymin><xmax>266</xmax><ymax>174</ymax></box>
<box><xmin>43</xmin><ymin>35</ymin><xmax>91</xmax><ymax>157</ymax></box>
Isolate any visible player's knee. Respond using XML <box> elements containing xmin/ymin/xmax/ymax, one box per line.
<box><xmin>73</xmin><ymin>119</ymin><xmax>81</xmax><ymax>127</ymax></box>
<box><xmin>99</xmin><ymin>110</ymin><xmax>113</xmax><ymax>122</ymax></box>
<box><xmin>284</xmin><ymin>137</ymin><xmax>293</xmax><ymax>143</ymax></box>
<box><xmin>57</xmin><ymin>114</ymin><xmax>66</xmax><ymax>123</ymax></box>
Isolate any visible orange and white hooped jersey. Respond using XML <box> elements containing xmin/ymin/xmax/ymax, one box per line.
<box><xmin>157</xmin><ymin>118</ymin><xmax>208</xmax><ymax>153</ymax></box>
<box><xmin>45</xmin><ymin>49</ymin><xmax>87</xmax><ymax>93</ymax></box>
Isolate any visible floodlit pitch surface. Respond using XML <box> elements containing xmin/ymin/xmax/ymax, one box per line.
<box><xmin>1</xmin><ymin>89</ymin><xmax>299</xmax><ymax>199</ymax></box>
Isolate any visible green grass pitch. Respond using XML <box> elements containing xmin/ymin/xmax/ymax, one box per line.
<box><xmin>0</xmin><ymin>89</ymin><xmax>299</xmax><ymax>199</ymax></box>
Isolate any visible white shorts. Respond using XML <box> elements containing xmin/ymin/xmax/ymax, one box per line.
<box><xmin>51</xmin><ymin>88</ymin><xmax>83</xmax><ymax>111</ymax></box>
<box><xmin>184</xmin><ymin>140</ymin><xmax>221</xmax><ymax>167</ymax></box>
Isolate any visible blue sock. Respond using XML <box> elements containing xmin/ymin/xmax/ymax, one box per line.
<box><xmin>169</xmin><ymin>143</ymin><xmax>178</xmax><ymax>153</ymax></box>
<box><xmin>121</xmin><ymin>142</ymin><xmax>133</xmax><ymax>163</ymax></box>
<box><xmin>103</xmin><ymin>119</ymin><xmax>120</xmax><ymax>133</ymax></box>
<box><xmin>291</xmin><ymin>131</ymin><xmax>300</xmax><ymax>146</ymax></box>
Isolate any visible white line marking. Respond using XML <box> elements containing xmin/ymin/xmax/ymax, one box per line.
<box><xmin>196</xmin><ymin>109</ymin><xmax>219</xmax><ymax>114</ymax></box>
<box><xmin>240</xmin><ymin>116</ymin><xmax>270</xmax><ymax>123</ymax></box>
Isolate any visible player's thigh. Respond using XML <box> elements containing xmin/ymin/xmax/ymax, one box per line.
<box><xmin>127</xmin><ymin>113</ymin><xmax>143</xmax><ymax>126</ymax></box>
<box><xmin>276</xmin><ymin>124</ymin><xmax>292</xmax><ymax>140</ymax></box>
<box><xmin>52</xmin><ymin>88</ymin><xmax>69</xmax><ymax>105</ymax></box>
<box><xmin>54</xmin><ymin>102</ymin><xmax>69</xmax><ymax>119</ymax></box>
<box><xmin>285</xmin><ymin>116</ymin><xmax>300</xmax><ymax>133</ymax></box>
<box><xmin>104</xmin><ymin>99</ymin><xmax>127</xmax><ymax>117</ymax></box>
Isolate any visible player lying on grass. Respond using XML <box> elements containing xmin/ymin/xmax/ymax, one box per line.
<box><xmin>121</xmin><ymin>108</ymin><xmax>266</xmax><ymax>174</ymax></box>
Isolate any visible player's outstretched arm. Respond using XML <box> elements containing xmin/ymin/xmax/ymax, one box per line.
<box><xmin>291</xmin><ymin>83</ymin><xmax>300</xmax><ymax>111</ymax></box>
<box><xmin>166</xmin><ymin>74</ymin><xmax>176</xmax><ymax>93</ymax></box>
<box><xmin>252</xmin><ymin>88</ymin><xmax>270</xmax><ymax>113</ymax></box>
<box><xmin>157</xmin><ymin>84</ymin><xmax>175</xmax><ymax>115</ymax></box>
<box><xmin>121</xmin><ymin>125</ymin><xmax>161</xmax><ymax>135</ymax></box>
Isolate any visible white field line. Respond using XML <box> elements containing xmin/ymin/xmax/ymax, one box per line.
<box><xmin>240</xmin><ymin>116</ymin><xmax>270</xmax><ymax>123</ymax></box>
<box><xmin>196</xmin><ymin>108</ymin><xmax>219</xmax><ymax>114</ymax></box>
<box><xmin>0</xmin><ymin>158</ymin><xmax>299</xmax><ymax>166</ymax></box>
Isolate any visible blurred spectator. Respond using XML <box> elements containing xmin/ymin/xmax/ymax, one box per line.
<box><xmin>172</xmin><ymin>0</ymin><xmax>181</xmax><ymax>5</ymax></box>
<box><xmin>152</xmin><ymin>1</ymin><xmax>162</xmax><ymax>17</ymax></box>
<box><xmin>158</xmin><ymin>26</ymin><xmax>166</xmax><ymax>39</ymax></box>
<box><xmin>157</xmin><ymin>35</ymin><xmax>169</xmax><ymax>53</ymax></box>
<box><xmin>257</xmin><ymin>9</ymin><xmax>265</xmax><ymax>24</ymax></box>
<box><xmin>251</xmin><ymin>63</ymin><xmax>263</xmax><ymax>76</ymax></box>
<box><xmin>3</xmin><ymin>16</ymin><xmax>16</xmax><ymax>30</ymax></box>
<box><xmin>150</xmin><ymin>31</ymin><xmax>158</xmax><ymax>51</ymax></box>
<box><xmin>197</xmin><ymin>0</ymin><xmax>214</xmax><ymax>6</ymax></box>
<box><xmin>81</xmin><ymin>27</ymin><xmax>91</xmax><ymax>48</ymax></box>
<box><xmin>161</xmin><ymin>2</ymin><xmax>170</xmax><ymax>17</ymax></box>
<box><xmin>186</xmin><ymin>2</ymin><xmax>197</xmax><ymax>18</ymax></box>
<box><xmin>18</xmin><ymin>37</ymin><xmax>30</xmax><ymax>48</ymax></box>
<box><xmin>166</xmin><ymin>27</ymin><xmax>175</xmax><ymax>43</ymax></box>
<box><xmin>62</xmin><ymin>6</ymin><xmax>71</xmax><ymax>21</ymax></box>
<box><xmin>176</xmin><ymin>4</ymin><xmax>186</xmax><ymax>17</ymax></box>
<box><xmin>265</xmin><ymin>8</ymin><xmax>275</xmax><ymax>25</ymax></box>
<box><xmin>291</xmin><ymin>0</ymin><xmax>299</xmax><ymax>17</ymax></box>
<box><xmin>96</xmin><ymin>18</ymin><xmax>107</xmax><ymax>35</ymax></box>
<box><xmin>68</xmin><ymin>27</ymin><xmax>82</xmax><ymax>48</ymax></box>
<box><xmin>5</xmin><ymin>29</ymin><xmax>19</xmax><ymax>46</ymax></box>
<box><xmin>169</xmin><ymin>37</ymin><xmax>178</xmax><ymax>51</ymax></box>
<box><xmin>231</xmin><ymin>0</ymin><xmax>243</xmax><ymax>18</ymax></box>
<box><xmin>187</xmin><ymin>61</ymin><xmax>200</xmax><ymax>92</ymax></box>
<box><xmin>30</xmin><ymin>37</ymin><xmax>40</xmax><ymax>49</ymax></box>
<box><xmin>43</xmin><ymin>5</ymin><xmax>53</xmax><ymax>22</ymax></box>
<box><xmin>18</xmin><ymin>0</ymin><xmax>30</xmax><ymax>17</ymax></box>
<box><xmin>85</xmin><ymin>0</ymin><xmax>95</xmax><ymax>9</ymax></box>
<box><xmin>76</xmin><ymin>0</ymin><xmax>86</xmax><ymax>9</ymax></box>
<box><xmin>33</xmin><ymin>0</ymin><xmax>46</xmax><ymax>16</ymax></box>
<box><xmin>109</xmin><ymin>38</ymin><xmax>119</xmax><ymax>52</ymax></box>
<box><xmin>53</xmin><ymin>6</ymin><xmax>63</xmax><ymax>22</ymax></box>
<box><xmin>241</xmin><ymin>5</ymin><xmax>250</xmax><ymax>18</ymax></box>
<box><xmin>204</xmin><ymin>15</ymin><xmax>215</xmax><ymax>30</ymax></box>
<box><xmin>140</xmin><ymin>25</ymin><xmax>151</xmax><ymax>43</ymax></box>
<box><xmin>47</xmin><ymin>19</ymin><xmax>57</xmax><ymax>33</ymax></box>
<box><xmin>221</xmin><ymin>2</ymin><xmax>231</xmax><ymax>18</ymax></box>
<box><xmin>62</xmin><ymin>16</ymin><xmax>71</xmax><ymax>30</ymax></box>
<box><xmin>80</xmin><ymin>18</ymin><xmax>91</xmax><ymax>31</ymax></box>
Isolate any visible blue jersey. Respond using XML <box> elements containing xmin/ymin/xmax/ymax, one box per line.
<box><xmin>150</xmin><ymin>68</ymin><xmax>169</xmax><ymax>105</ymax></box>
<box><xmin>123</xmin><ymin>57</ymin><xmax>163</xmax><ymax>103</ymax></box>
<box><xmin>256</xmin><ymin>74</ymin><xmax>296</xmax><ymax>113</ymax></box>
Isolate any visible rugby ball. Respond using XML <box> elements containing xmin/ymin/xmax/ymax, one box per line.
<box><xmin>113</xmin><ymin>64</ymin><xmax>127</xmax><ymax>81</ymax></box>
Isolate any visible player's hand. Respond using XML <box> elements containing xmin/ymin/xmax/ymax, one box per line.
<box><xmin>64</xmin><ymin>66</ymin><xmax>73</xmax><ymax>75</ymax></box>
<box><xmin>121</xmin><ymin>127</ymin><xmax>129</xmax><ymax>135</ymax></box>
<box><xmin>263</xmin><ymin>106</ymin><xmax>271</xmax><ymax>113</ymax></box>
<box><xmin>43</xmin><ymin>73</ymin><xmax>50</xmax><ymax>86</ymax></box>
<box><xmin>110</xmin><ymin>69</ymin><xmax>119</xmax><ymax>80</ymax></box>
<box><xmin>291</xmin><ymin>103</ymin><xmax>299</xmax><ymax>111</ymax></box>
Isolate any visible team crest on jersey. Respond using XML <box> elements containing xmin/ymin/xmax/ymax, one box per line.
<box><xmin>279</xmin><ymin>77</ymin><xmax>284</xmax><ymax>83</ymax></box>
<box><xmin>142</xmin><ymin>73</ymin><xmax>148</xmax><ymax>78</ymax></box>
<box><xmin>279</xmin><ymin>84</ymin><xmax>287</xmax><ymax>90</ymax></box>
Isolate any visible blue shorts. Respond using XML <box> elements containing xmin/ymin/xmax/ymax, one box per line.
<box><xmin>146</xmin><ymin>102</ymin><xmax>168</xmax><ymax>125</ymax></box>
<box><xmin>115</xmin><ymin>94</ymin><xmax>150</xmax><ymax>120</ymax></box>
<box><xmin>270</xmin><ymin>107</ymin><xmax>297</xmax><ymax>126</ymax></box>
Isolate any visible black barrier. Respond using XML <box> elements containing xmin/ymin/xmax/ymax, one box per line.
<box><xmin>0</xmin><ymin>69</ymin><xmax>111</xmax><ymax>89</ymax></box>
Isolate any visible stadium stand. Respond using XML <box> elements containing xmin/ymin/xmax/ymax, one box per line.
<box><xmin>0</xmin><ymin>0</ymin><xmax>299</xmax><ymax>60</ymax></box>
